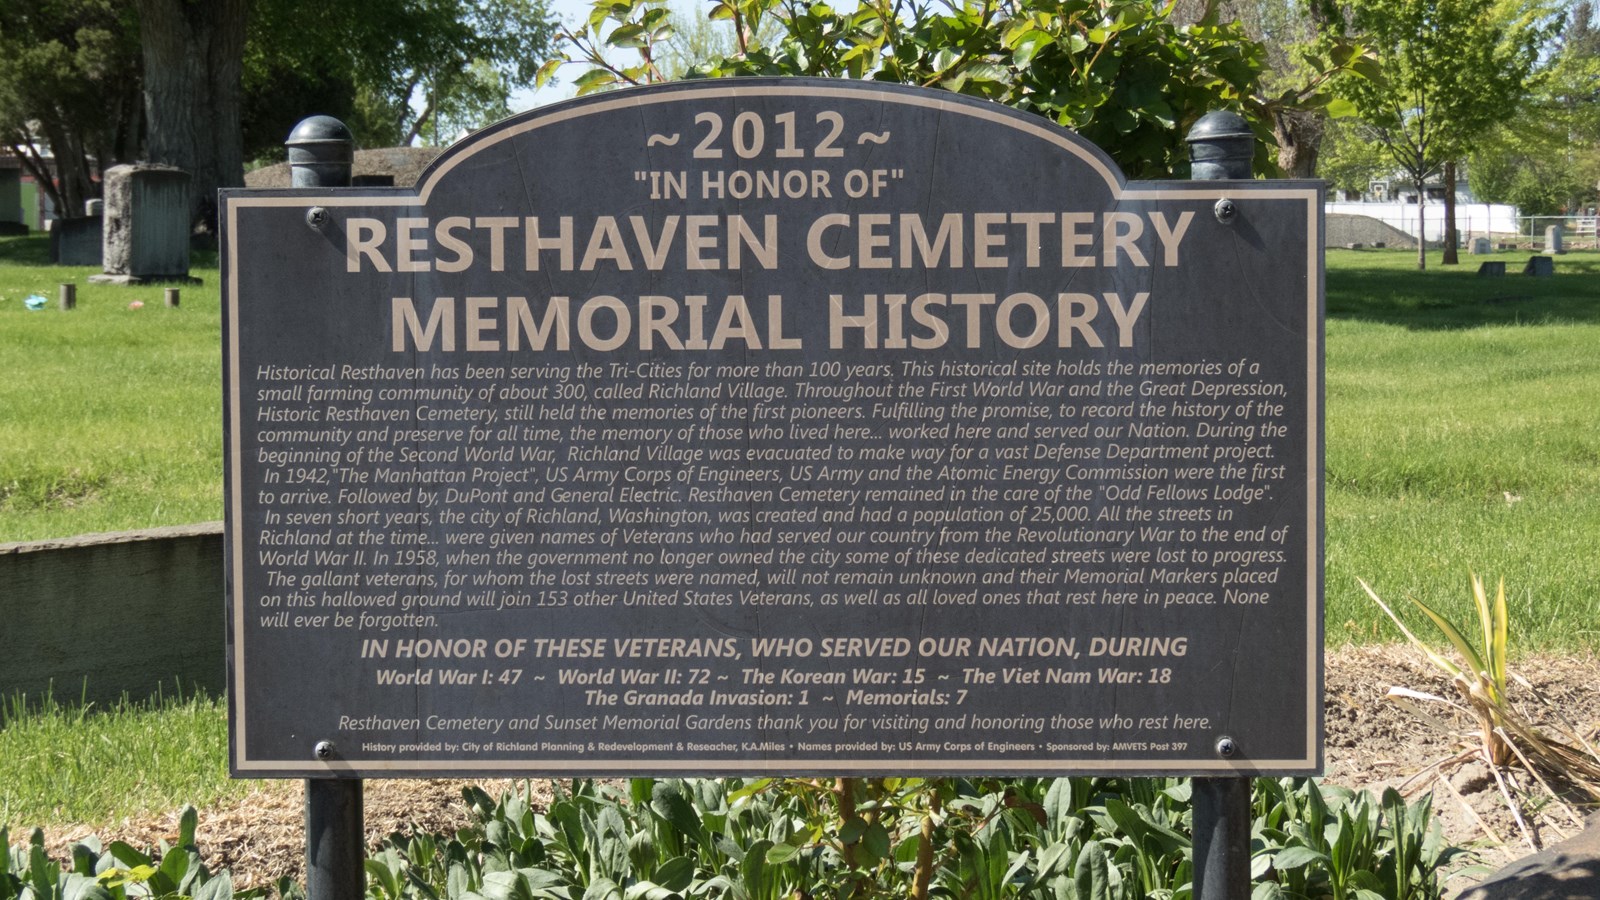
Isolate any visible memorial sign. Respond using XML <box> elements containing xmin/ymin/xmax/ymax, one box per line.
<box><xmin>224</xmin><ymin>78</ymin><xmax>1323</xmax><ymax>778</ymax></box>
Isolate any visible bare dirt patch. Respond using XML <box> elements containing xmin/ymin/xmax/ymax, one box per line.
<box><xmin>35</xmin><ymin>645</ymin><xmax>1600</xmax><ymax>894</ymax></box>
<box><xmin>1326</xmin><ymin>644</ymin><xmax>1600</xmax><ymax>893</ymax></box>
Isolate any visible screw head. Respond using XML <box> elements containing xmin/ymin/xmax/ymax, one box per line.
<box><xmin>314</xmin><ymin>740</ymin><xmax>336</xmax><ymax>760</ymax></box>
<box><xmin>1215</xmin><ymin>736</ymin><xmax>1238</xmax><ymax>758</ymax></box>
<box><xmin>306</xmin><ymin>206</ymin><xmax>329</xmax><ymax>229</ymax></box>
<box><xmin>1213</xmin><ymin>198</ymin><xmax>1237</xmax><ymax>224</ymax></box>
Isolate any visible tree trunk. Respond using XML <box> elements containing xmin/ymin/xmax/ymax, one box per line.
<box><xmin>136</xmin><ymin>0</ymin><xmax>248</xmax><ymax>235</ymax></box>
<box><xmin>1442</xmin><ymin>160</ymin><xmax>1459</xmax><ymax>265</ymax></box>
<box><xmin>38</xmin><ymin>121</ymin><xmax>96</xmax><ymax>219</ymax></box>
<box><xmin>1273</xmin><ymin>109</ymin><xmax>1325</xmax><ymax>179</ymax></box>
<box><xmin>1415</xmin><ymin>177</ymin><xmax>1427</xmax><ymax>271</ymax></box>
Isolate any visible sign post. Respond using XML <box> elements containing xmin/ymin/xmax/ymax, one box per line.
<box><xmin>284</xmin><ymin>115</ymin><xmax>366</xmax><ymax>900</ymax></box>
<box><xmin>225</xmin><ymin>80</ymin><xmax>1322</xmax><ymax>895</ymax></box>
<box><xmin>1186</xmin><ymin>108</ymin><xmax>1267</xmax><ymax>900</ymax></box>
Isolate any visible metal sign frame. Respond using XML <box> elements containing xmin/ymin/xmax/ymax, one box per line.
<box><xmin>223</xmin><ymin>79</ymin><xmax>1324</xmax><ymax>780</ymax></box>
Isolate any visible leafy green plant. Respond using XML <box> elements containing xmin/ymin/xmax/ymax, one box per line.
<box><xmin>5</xmin><ymin>777</ymin><xmax>1470</xmax><ymax>900</ymax></box>
<box><xmin>1</xmin><ymin>808</ymin><xmax>246</xmax><ymax>900</ymax></box>
<box><xmin>1252</xmin><ymin>779</ymin><xmax>1475</xmax><ymax>900</ymax></box>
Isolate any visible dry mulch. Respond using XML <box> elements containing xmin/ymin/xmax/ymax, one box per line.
<box><xmin>34</xmin><ymin>645</ymin><xmax>1600</xmax><ymax>893</ymax></box>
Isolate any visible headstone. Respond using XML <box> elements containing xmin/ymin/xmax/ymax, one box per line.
<box><xmin>1477</xmin><ymin>261</ymin><xmax>1505</xmax><ymax>277</ymax></box>
<box><xmin>1544</xmin><ymin>224</ymin><xmax>1564</xmax><ymax>255</ymax></box>
<box><xmin>1524</xmin><ymin>256</ymin><xmax>1555</xmax><ymax>276</ymax></box>
<box><xmin>351</xmin><ymin>174</ymin><xmax>395</xmax><ymax>187</ymax></box>
<box><xmin>1470</xmin><ymin>237</ymin><xmax>1491</xmax><ymax>255</ymax></box>
<box><xmin>1345</xmin><ymin>242</ymin><xmax>1365</xmax><ymax>250</ymax></box>
<box><xmin>50</xmin><ymin>218</ymin><xmax>104</xmax><ymax>265</ymax></box>
<box><xmin>89</xmin><ymin>164</ymin><xmax>198</xmax><ymax>284</ymax></box>
<box><xmin>0</xmin><ymin>168</ymin><xmax>26</xmax><ymax>235</ymax></box>
<box><xmin>1372</xmin><ymin>241</ymin><xmax>1386</xmax><ymax>248</ymax></box>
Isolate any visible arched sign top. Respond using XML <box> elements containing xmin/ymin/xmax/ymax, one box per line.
<box><xmin>412</xmin><ymin>78</ymin><xmax>1127</xmax><ymax>208</ymax></box>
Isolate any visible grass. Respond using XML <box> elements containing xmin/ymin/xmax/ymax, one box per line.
<box><xmin>1321</xmin><ymin>248</ymin><xmax>1600</xmax><ymax>648</ymax></box>
<box><xmin>0</xmin><ymin>236</ymin><xmax>222</xmax><ymax>539</ymax></box>
<box><xmin>0</xmin><ymin>686</ymin><xmax>258</xmax><ymax>830</ymax></box>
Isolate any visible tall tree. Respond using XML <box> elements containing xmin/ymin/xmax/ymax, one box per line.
<box><xmin>1333</xmin><ymin>0</ymin><xmax>1545</xmax><ymax>268</ymax></box>
<box><xmin>1467</xmin><ymin>2</ymin><xmax>1600</xmax><ymax>225</ymax></box>
<box><xmin>1201</xmin><ymin>0</ymin><xmax>1349</xmax><ymax>178</ymax></box>
<box><xmin>137</xmin><ymin>0</ymin><xmax>247</xmax><ymax>233</ymax></box>
<box><xmin>245</xmin><ymin>0</ymin><xmax>557</xmax><ymax>155</ymax></box>
<box><xmin>0</xmin><ymin>0</ymin><xmax>143</xmax><ymax>219</ymax></box>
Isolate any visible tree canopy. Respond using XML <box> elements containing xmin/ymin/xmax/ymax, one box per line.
<box><xmin>546</xmin><ymin>0</ymin><xmax>1333</xmax><ymax>180</ymax></box>
<box><xmin>0</xmin><ymin>0</ymin><xmax>142</xmax><ymax>219</ymax></box>
<box><xmin>1</xmin><ymin>1</ymin><xmax>558</xmax><ymax>231</ymax></box>
<box><xmin>1468</xmin><ymin>1</ymin><xmax>1600</xmax><ymax>218</ymax></box>
<box><xmin>246</xmin><ymin>0</ymin><xmax>558</xmax><ymax>154</ymax></box>
<box><xmin>544</xmin><ymin>0</ymin><xmax>1378</xmax><ymax>180</ymax></box>
<box><xmin>1330</xmin><ymin>0</ymin><xmax>1550</xmax><ymax>267</ymax></box>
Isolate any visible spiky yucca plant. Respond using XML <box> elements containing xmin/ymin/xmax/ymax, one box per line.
<box><xmin>1361</xmin><ymin>576</ymin><xmax>1600</xmax><ymax>803</ymax></box>
<box><xmin>1360</xmin><ymin>574</ymin><xmax>1511</xmax><ymax>765</ymax></box>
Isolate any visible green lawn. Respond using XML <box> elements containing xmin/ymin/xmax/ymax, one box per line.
<box><xmin>0</xmin><ymin>687</ymin><xmax>248</xmax><ymax>830</ymax></box>
<box><xmin>1321</xmin><ymin>249</ymin><xmax>1600</xmax><ymax>648</ymax></box>
<box><xmin>2</xmin><ymin>236</ymin><xmax>1596</xmax><ymax>649</ymax></box>
<box><xmin>0</xmin><ymin>237</ymin><xmax>222</xmax><ymax>539</ymax></box>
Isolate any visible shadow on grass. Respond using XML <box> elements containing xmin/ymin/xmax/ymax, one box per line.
<box><xmin>0</xmin><ymin>233</ymin><xmax>218</xmax><ymax>270</ymax></box>
<box><xmin>0</xmin><ymin>234</ymin><xmax>52</xmax><ymax>266</ymax></box>
<box><xmin>1327</xmin><ymin>249</ymin><xmax>1600</xmax><ymax>329</ymax></box>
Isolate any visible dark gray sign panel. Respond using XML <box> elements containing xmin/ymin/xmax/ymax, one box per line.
<box><xmin>223</xmin><ymin>78</ymin><xmax>1324</xmax><ymax>778</ymax></box>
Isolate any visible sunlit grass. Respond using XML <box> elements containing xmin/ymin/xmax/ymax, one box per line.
<box><xmin>1322</xmin><ymin>248</ymin><xmax>1600</xmax><ymax>650</ymax></box>
<box><xmin>0</xmin><ymin>686</ymin><xmax>260</xmax><ymax>830</ymax></box>
<box><xmin>0</xmin><ymin>237</ymin><xmax>222</xmax><ymax>540</ymax></box>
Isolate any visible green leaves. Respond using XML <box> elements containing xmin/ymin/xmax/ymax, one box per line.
<box><xmin>4</xmin><ymin>777</ymin><xmax>1468</xmax><ymax>900</ymax></box>
<box><xmin>544</xmin><ymin>0</ymin><xmax>1274</xmax><ymax>178</ymax></box>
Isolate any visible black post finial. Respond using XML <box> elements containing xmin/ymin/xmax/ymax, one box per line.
<box><xmin>286</xmin><ymin>116</ymin><xmax>355</xmax><ymax>188</ymax></box>
<box><xmin>1185</xmin><ymin>111</ymin><xmax>1254</xmax><ymax>180</ymax></box>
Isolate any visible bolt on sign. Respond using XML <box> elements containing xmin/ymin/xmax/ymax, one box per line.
<box><xmin>223</xmin><ymin>78</ymin><xmax>1324</xmax><ymax>778</ymax></box>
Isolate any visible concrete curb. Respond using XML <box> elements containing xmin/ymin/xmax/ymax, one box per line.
<box><xmin>0</xmin><ymin>524</ymin><xmax>226</xmax><ymax>706</ymax></box>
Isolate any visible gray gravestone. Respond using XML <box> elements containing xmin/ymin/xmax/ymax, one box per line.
<box><xmin>1477</xmin><ymin>261</ymin><xmax>1506</xmax><ymax>277</ymax></box>
<box><xmin>1470</xmin><ymin>237</ymin><xmax>1491</xmax><ymax>255</ymax></box>
<box><xmin>0</xmin><ymin>168</ymin><xmax>25</xmax><ymax>235</ymax></box>
<box><xmin>1544</xmin><ymin>224</ymin><xmax>1564</xmax><ymax>255</ymax></box>
<box><xmin>89</xmin><ymin>164</ymin><xmax>198</xmax><ymax>284</ymax></box>
<box><xmin>50</xmin><ymin>218</ymin><xmax>103</xmax><ymax>265</ymax></box>
<box><xmin>1524</xmin><ymin>256</ymin><xmax>1555</xmax><ymax>276</ymax></box>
